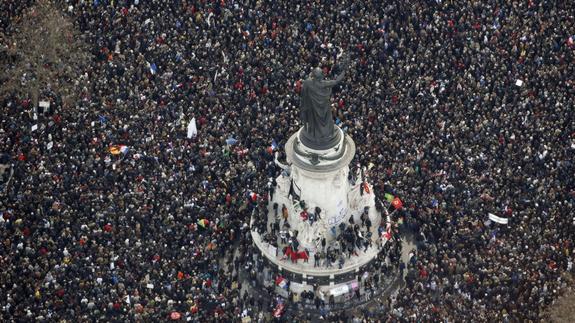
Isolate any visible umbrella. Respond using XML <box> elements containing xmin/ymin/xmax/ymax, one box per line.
<box><xmin>225</xmin><ymin>137</ymin><xmax>238</xmax><ymax>145</ymax></box>
<box><xmin>109</xmin><ymin>145</ymin><xmax>121</xmax><ymax>155</ymax></box>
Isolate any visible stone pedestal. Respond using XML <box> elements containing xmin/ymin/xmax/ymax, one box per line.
<box><xmin>251</xmin><ymin>126</ymin><xmax>384</xmax><ymax>296</ymax></box>
<box><xmin>299</xmin><ymin>123</ymin><xmax>342</xmax><ymax>150</ymax></box>
<box><xmin>284</xmin><ymin>127</ymin><xmax>356</xmax><ymax>249</ymax></box>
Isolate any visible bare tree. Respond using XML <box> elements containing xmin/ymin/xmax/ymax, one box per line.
<box><xmin>0</xmin><ymin>0</ymin><xmax>89</xmax><ymax>107</ymax></box>
<box><xmin>543</xmin><ymin>273</ymin><xmax>575</xmax><ymax>323</ymax></box>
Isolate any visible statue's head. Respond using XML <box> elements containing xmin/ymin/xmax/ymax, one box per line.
<box><xmin>311</xmin><ymin>67</ymin><xmax>323</xmax><ymax>80</ymax></box>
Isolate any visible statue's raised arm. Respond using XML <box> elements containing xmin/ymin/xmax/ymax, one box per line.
<box><xmin>322</xmin><ymin>55</ymin><xmax>350</xmax><ymax>87</ymax></box>
<box><xmin>299</xmin><ymin>55</ymin><xmax>350</xmax><ymax>150</ymax></box>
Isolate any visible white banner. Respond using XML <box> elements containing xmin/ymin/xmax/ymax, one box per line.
<box><xmin>187</xmin><ymin>117</ymin><xmax>198</xmax><ymax>138</ymax></box>
<box><xmin>329</xmin><ymin>284</ymin><xmax>349</xmax><ymax>296</ymax></box>
<box><xmin>488</xmin><ymin>213</ymin><xmax>508</xmax><ymax>224</ymax></box>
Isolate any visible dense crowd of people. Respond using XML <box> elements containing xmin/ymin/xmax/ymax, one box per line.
<box><xmin>1</xmin><ymin>0</ymin><xmax>574</xmax><ymax>322</ymax></box>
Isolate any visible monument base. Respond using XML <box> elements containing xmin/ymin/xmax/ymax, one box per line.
<box><xmin>299</xmin><ymin>125</ymin><xmax>342</xmax><ymax>151</ymax></box>
<box><xmin>250</xmin><ymin>127</ymin><xmax>386</xmax><ymax>297</ymax></box>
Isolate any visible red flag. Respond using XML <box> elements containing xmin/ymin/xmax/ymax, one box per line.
<box><xmin>273</xmin><ymin>303</ymin><xmax>286</xmax><ymax>318</ymax></box>
<box><xmin>392</xmin><ymin>197</ymin><xmax>403</xmax><ymax>210</ymax></box>
<box><xmin>383</xmin><ymin>229</ymin><xmax>392</xmax><ymax>241</ymax></box>
<box><xmin>384</xmin><ymin>222</ymin><xmax>392</xmax><ymax>240</ymax></box>
<box><xmin>363</xmin><ymin>182</ymin><xmax>370</xmax><ymax>194</ymax></box>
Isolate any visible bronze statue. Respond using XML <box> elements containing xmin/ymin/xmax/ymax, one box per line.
<box><xmin>299</xmin><ymin>55</ymin><xmax>350</xmax><ymax>150</ymax></box>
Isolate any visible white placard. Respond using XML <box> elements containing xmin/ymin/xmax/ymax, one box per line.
<box><xmin>39</xmin><ymin>101</ymin><xmax>50</xmax><ymax>108</ymax></box>
<box><xmin>267</xmin><ymin>244</ymin><xmax>277</xmax><ymax>257</ymax></box>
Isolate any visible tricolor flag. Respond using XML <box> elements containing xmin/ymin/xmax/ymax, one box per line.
<box><xmin>275</xmin><ymin>276</ymin><xmax>288</xmax><ymax>289</ymax></box>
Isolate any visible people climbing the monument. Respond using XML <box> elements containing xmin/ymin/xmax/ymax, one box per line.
<box><xmin>1</xmin><ymin>0</ymin><xmax>573</xmax><ymax>322</ymax></box>
<box><xmin>279</xmin><ymin>229</ymin><xmax>288</xmax><ymax>245</ymax></box>
<box><xmin>307</xmin><ymin>210</ymin><xmax>316</xmax><ymax>225</ymax></box>
<box><xmin>281</xmin><ymin>204</ymin><xmax>289</xmax><ymax>222</ymax></box>
<box><xmin>314</xmin><ymin>251</ymin><xmax>322</xmax><ymax>268</ymax></box>
<box><xmin>299</xmin><ymin>209</ymin><xmax>308</xmax><ymax>221</ymax></box>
